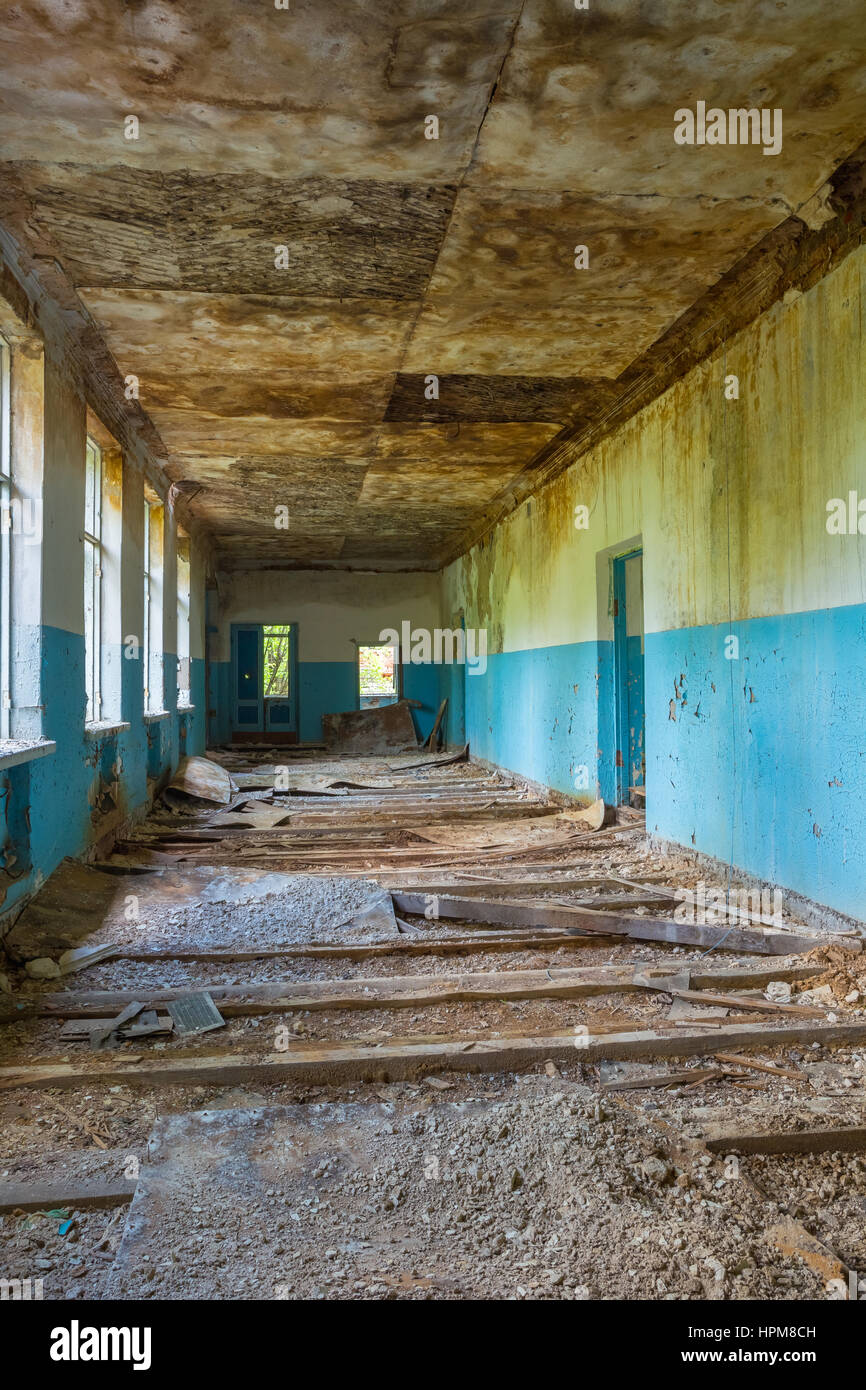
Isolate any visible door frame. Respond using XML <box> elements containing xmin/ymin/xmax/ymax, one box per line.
<box><xmin>611</xmin><ymin>547</ymin><xmax>644</xmax><ymax>806</ymax></box>
<box><xmin>230</xmin><ymin>622</ymin><xmax>299</xmax><ymax>744</ymax></box>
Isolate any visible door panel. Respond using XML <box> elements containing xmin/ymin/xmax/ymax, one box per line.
<box><xmin>612</xmin><ymin>551</ymin><xmax>645</xmax><ymax>805</ymax></box>
<box><xmin>232</xmin><ymin>624</ymin><xmax>263</xmax><ymax>732</ymax></box>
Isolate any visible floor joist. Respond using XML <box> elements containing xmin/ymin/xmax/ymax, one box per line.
<box><xmin>28</xmin><ymin>960</ymin><xmax>827</xmax><ymax>1020</ymax></box>
<box><xmin>3</xmin><ymin>1019</ymin><xmax>865</xmax><ymax>1091</ymax></box>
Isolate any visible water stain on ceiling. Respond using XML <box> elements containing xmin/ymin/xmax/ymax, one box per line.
<box><xmin>1</xmin><ymin>0</ymin><xmax>865</xmax><ymax>569</ymax></box>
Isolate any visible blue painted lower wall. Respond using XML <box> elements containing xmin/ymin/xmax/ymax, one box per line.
<box><xmin>207</xmin><ymin>600</ymin><xmax>864</xmax><ymax>917</ymax></box>
<box><xmin>211</xmin><ymin>658</ymin><xmax>442</xmax><ymax>745</ymax></box>
<box><xmin>646</xmin><ymin>603</ymin><xmax>866</xmax><ymax>921</ymax></box>
<box><xmin>0</xmin><ymin>629</ymin><xmax>206</xmax><ymax>924</ymax></box>
<box><xmin>465</xmin><ymin>642</ymin><xmax>612</xmax><ymax>801</ymax></box>
<box><xmin>460</xmin><ymin>602</ymin><xmax>866</xmax><ymax>921</ymax></box>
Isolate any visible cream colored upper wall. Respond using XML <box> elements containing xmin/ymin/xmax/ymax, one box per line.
<box><xmin>443</xmin><ymin>244</ymin><xmax>866</xmax><ymax>651</ymax></box>
<box><xmin>213</xmin><ymin>569</ymin><xmax>442</xmax><ymax>664</ymax></box>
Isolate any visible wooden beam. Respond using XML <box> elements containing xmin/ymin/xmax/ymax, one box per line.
<box><xmin>662</xmin><ymin>987</ymin><xmax>826</xmax><ymax>1018</ymax></box>
<box><xmin>608</xmin><ymin>1094</ymin><xmax>852</xmax><ymax>1293</ymax></box>
<box><xmin>0</xmin><ymin>1179</ymin><xmax>136</xmax><ymax>1215</ymax></box>
<box><xmin>388</xmin><ymin>875</ymin><xmax>669</xmax><ymax>895</ymax></box>
<box><xmin>705</xmin><ymin>1127</ymin><xmax>866</xmax><ymax>1156</ymax></box>
<box><xmin>425</xmin><ymin>698</ymin><xmax>447</xmax><ymax>751</ymax></box>
<box><xmin>30</xmin><ymin>961</ymin><xmax>829</xmax><ymax>1021</ymax></box>
<box><xmin>391</xmin><ymin>892</ymin><xmax>836</xmax><ymax>956</ymax></box>
<box><xmin>712</xmin><ymin>1052</ymin><xmax>807</xmax><ymax>1080</ymax></box>
<box><xmin>602</xmin><ymin>1068</ymin><xmax>721</xmax><ymax>1091</ymax></box>
<box><xmin>1</xmin><ymin>930</ymin><xmax>602</xmax><ymax>977</ymax></box>
<box><xmin>2</xmin><ymin>1019</ymin><xmax>865</xmax><ymax>1091</ymax></box>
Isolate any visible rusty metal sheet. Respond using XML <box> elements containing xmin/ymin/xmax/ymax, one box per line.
<box><xmin>162</xmin><ymin>756</ymin><xmax>236</xmax><ymax>808</ymax></box>
<box><xmin>322</xmin><ymin>700</ymin><xmax>418</xmax><ymax>755</ymax></box>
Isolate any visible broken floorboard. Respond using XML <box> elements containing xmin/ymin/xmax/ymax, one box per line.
<box><xmin>3</xmin><ymin>1019</ymin><xmax>866</xmax><ymax>1091</ymax></box>
<box><xmin>29</xmin><ymin>960</ymin><xmax>831</xmax><ymax>1020</ymax></box>
<box><xmin>391</xmin><ymin>892</ymin><xmax>836</xmax><ymax>956</ymax></box>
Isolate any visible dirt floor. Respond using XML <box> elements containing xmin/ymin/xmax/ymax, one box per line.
<box><xmin>1</xmin><ymin>750</ymin><xmax>864</xmax><ymax>1301</ymax></box>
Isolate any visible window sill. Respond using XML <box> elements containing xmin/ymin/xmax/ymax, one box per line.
<box><xmin>85</xmin><ymin>720</ymin><xmax>131</xmax><ymax>739</ymax></box>
<box><xmin>177</xmin><ymin>702</ymin><xmax>195</xmax><ymax>714</ymax></box>
<box><xmin>143</xmin><ymin>709</ymin><xmax>171</xmax><ymax>724</ymax></box>
<box><xmin>0</xmin><ymin>738</ymin><xmax>57</xmax><ymax>770</ymax></box>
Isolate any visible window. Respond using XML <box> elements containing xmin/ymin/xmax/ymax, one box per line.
<box><xmin>177</xmin><ymin>533</ymin><xmax>191</xmax><ymax>706</ymax></box>
<box><xmin>143</xmin><ymin>491</ymin><xmax>164</xmax><ymax>713</ymax></box>
<box><xmin>0</xmin><ymin>336</ymin><xmax>10</xmax><ymax>738</ymax></box>
<box><xmin>0</xmin><ymin>314</ymin><xmax>46</xmax><ymax>747</ymax></box>
<box><xmin>84</xmin><ymin>438</ymin><xmax>102</xmax><ymax>722</ymax></box>
<box><xmin>262</xmin><ymin>624</ymin><xmax>291</xmax><ymax>698</ymax></box>
<box><xmin>358</xmin><ymin>642</ymin><xmax>399</xmax><ymax>708</ymax></box>
<box><xmin>143</xmin><ymin>499</ymin><xmax>150</xmax><ymax>708</ymax></box>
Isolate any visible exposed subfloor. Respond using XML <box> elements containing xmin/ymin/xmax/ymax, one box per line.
<box><xmin>1</xmin><ymin>751</ymin><xmax>864</xmax><ymax>1301</ymax></box>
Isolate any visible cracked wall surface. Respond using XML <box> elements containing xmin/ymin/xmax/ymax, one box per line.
<box><xmin>441</xmin><ymin>242</ymin><xmax>866</xmax><ymax>919</ymax></box>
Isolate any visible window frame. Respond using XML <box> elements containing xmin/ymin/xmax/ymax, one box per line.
<box><xmin>357</xmin><ymin>640</ymin><xmax>401</xmax><ymax>707</ymax></box>
<box><xmin>143</xmin><ymin>492</ymin><xmax>164</xmax><ymax>715</ymax></box>
<box><xmin>176</xmin><ymin>533</ymin><xmax>191</xmax><ymax>707</ymax></box>
<box><xmin>0</xmin><ymin>336</ymin><xmax>11</xmax><ymax>739</ymax></box>
<box><xmin>83</xmin><ymin>437</ymin><xmax>103</xmax><ymax>724</ymax></box>
<box><xmin>143</xmin><ymin>497</ymin><xmax>151</xmax><ymax>711</ymax></box>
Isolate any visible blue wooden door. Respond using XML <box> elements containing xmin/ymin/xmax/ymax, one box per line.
<box><xmin>231</xmin><ymin>624</ymin><xmax>263</xmax><ymax>733</ymax></box>
<box><xmin>612</xmin><ymin>550</ymin><xmax>645</xmax><ymax>804</ymax></box>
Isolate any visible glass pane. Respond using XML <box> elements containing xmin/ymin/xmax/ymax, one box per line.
<box><xmin>262</xmin><ymin>626</ymin><xmax>291</xmax><ymax>698</ymax></box>
<box><xmin>143</xmin><ymin>573</ymin><xmax>150</xmax><ymax>704</ymax></box>
<box><xmin>359</xmin><ymin>644</ymin><xmax>396</xmax><ymax>697</ymax></box>
<box><xmin>85</xmin><ymin>441</ymin><xmax>99</xmax><ymax>537</ymax></box>
<box><xmin>84</xmin><ymin>539</ymin><xmax>95</xmax><ymax>721</ymax></box>
<box><xmin>237</xmin><ymin>628</ymin><xmax>259</xmax><ymax>700</ymax></box>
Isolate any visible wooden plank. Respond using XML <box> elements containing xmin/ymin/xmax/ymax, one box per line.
<box><xmin>60</xmin><ymin>1014</ymin><xmax>172</xmax><ymax>1041</ymax></box>
<box><xmin>90</xmin><ymin>1001</ymin><xmax>146</xmax><ymax>1050</ymax></box>
<box><xmin>712</xmin><ymin>1052</ymin><xmax>807</xmax><ymax>1080</ymax></box>
<box><xmin>392</xmin><ymin>892</ymin><xmax>835</xmax><ymax>956</ymax></box>
<box><xmin>393</xmin><ymin>744</ymin><xmax>469</xmax><ymax>771</ymax></box>
<box><xmin>602</xmin><ymin>1068</ymin><xmax>721</xmax><ymax>1092</ymax></box>
<box><xmin>705</xmin><ymin>1127</ymin><xmax>866</xmax><ymax>1156</ymax></box>
<box><xmin>425</xmin><ymin>698</ymin><xmax>447</xmax><ymax>751</ymax></box>
<box><xmin>390</xmin><ymin>875</ymin><xmax>670</xmax><ymax>895</ymax></box>
<box><xmin>54</xmin><ymin>931</ymin><xmax>603</xmax><ymax>966</ymax></box>
<box><xmin>2</xmin><ymin>1019</ymin><xmax>865</xmax><ymax>1091</ymax></box>
<box><xmin>664</xmin><ymin>987</ymin><xmax>826</xmax><ymax>1018</ymax></box>
<box><xmin>0</xmin><ymin>1179</ymin><xmax>137</xmax><ymax>1215</ymax></box>
<box><xmin>763</xmin><ymin>1217</ymin><xmax>851</xmax><ymax>1289</ymax></box>
<box><xmin>608</xmin><ymin>1093</ymin><xmax>852</xmax><ymax>1293</ymax></box>
<box><xmin>32</xmin><ymin>962</ymin><xmax>828</xmax><ymax>1020</ymax></box>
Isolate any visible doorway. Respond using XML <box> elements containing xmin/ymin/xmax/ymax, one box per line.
<box><xmin>231</xmin><ymin>622</ymin><xmax>298</xmax><ymax>743</ymax></box>
<box><xmin>612</xmin><ymin>549</ymin><xmax>645</xmax><ymax>805</ymax></box>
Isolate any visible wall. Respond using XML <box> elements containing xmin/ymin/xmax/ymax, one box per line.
<box><xmin>442</xmin><ymin>243</ymin><xmax>866</xmax><ymax>921</ymax></box>
<box><xmin>0</xmin><ymin>252</ymin><xmax>208</xmax><ymax>929</ymax></box>
<box><xmin>209</xmin><ymin>570</ymin><xmax>443</xmax><ymax>744</ymax></box>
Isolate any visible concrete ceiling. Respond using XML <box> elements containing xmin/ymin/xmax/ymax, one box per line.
<box><xmin>2</xmin><ymin>0</ymin><xmax>866</xmax><ymax>570</ymax></box>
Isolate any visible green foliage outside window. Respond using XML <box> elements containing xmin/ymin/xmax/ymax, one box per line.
<box><xmin>359</xmin><ymin>643</ymin><xmax>397</xmax><ymax>697</ymax></box>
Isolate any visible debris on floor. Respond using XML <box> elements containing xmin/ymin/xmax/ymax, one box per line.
<box><xmin>1</xmin><ymin>749</ymin><xmax>863</xmax><ymax>1301</ymax></box>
